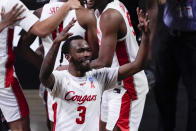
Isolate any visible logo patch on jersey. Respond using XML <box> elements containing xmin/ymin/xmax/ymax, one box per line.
<box><xmin>89</xmin><ymin>77</ymin><xmax>95</xmax><ymax>88</ymax></box>
<box><xmin>64</xmin><ymin>91</ymin><xmax>97</xmax><ymax>105</ymax></box>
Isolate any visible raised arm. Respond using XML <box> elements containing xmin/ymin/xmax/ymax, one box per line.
<box><xmin>76</xmin><ymin>8</ymin><xmax>99</xmax><ymax>59</ymax></box>
<box><xmin>118</xmin><ymin>8</ymin><xmax>150</xmax><ymax>81</ymax></box>
<box><xmin>29</xmin><ymin>0</ymin><xmax>81</xmax><ymax>37</ymax></box>
<box><xmin>0</xmin><ymin>4</ymin><xmax>25</xmax><ymax>32</ymax></box>
<box><xmin>90</xmin><ymin>10</ymin><xmax>122</xmax><ymax>68</ymax></box>
<box><xmin>39</xmin><ymin>19</ymin><xmax>75</xmax><ymax>89</ymax></box>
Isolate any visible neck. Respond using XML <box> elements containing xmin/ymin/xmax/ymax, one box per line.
<box><xmin>68</xmin><ymin>63</ymin><xmax>85</xmax><ymax>77</ymax></box>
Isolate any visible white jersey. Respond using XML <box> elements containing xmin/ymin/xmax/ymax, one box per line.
<box><xmin>97</xmin><ymin>0</ymin><xmax>148</xmax><ymax>99</ymax></box>
<box><xmin>50</xmin><ymin>67</ymin><xmax>118</xmax><ymax>131</ymax></box>
<box><xmin>0</xmin><ymin>0</ymin><xmax>39</xmax><ymax>88</ymax></box>
<box><xmin>40</xmin><ymin>2</ymin><xmax>86</xmax><ymax>68</ymax></box>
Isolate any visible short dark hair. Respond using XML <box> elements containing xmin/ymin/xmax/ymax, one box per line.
<box><xmin>59</xmin><ymin>35</ymin><xmax>83</xmax><ymax>65</ymax></box>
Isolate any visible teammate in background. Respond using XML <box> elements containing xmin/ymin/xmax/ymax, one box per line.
<box><xmin>0</xmin><ymin>4</ymin><xmax>25</xmax><ymax>32</ymax></box>
<box><xmin>90</xmin><ymin>0</ymin><xmax>150</xmax><ymax>131</ymax></box>
<box><xmin>17</xmin><ymin>0</ymin><xmax>98</xmax><ymax>130</ymax></box>
<box><xmin>0</xmin><ymin>0</ymin><xmax>81</xmax><ymax>130</ymax></box>
<box><xmin>39</xmin><ymin>9</ymin><xmax>149</xmax><ymax>130</ymax></box>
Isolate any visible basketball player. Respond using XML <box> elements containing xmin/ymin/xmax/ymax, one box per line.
<box><xmin>90</xmin><ymin>0</ymin><xmax>150</xmax><ymax>131</ymax></box>
<box><xmin>0</xmin><ymin>4</ymin><xmax>25</xmax><ymax>33</ymax></box>
<box><xmin>0</xmin><ymin>0</ymin><xmax>81</xmax><ymax>130</ymax></box>
<box><xmin>39</xmin><ymin>9</ymin><xmax>149</xmax><ymax>130</ymax></box>
<box><xmin>17</xmin><ymin>0</ymin><xmax>98</xmax><ymax>130</ymax></box>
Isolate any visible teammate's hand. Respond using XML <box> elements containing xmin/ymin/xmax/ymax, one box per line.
<box><xmin>67</xmin><ymin>0</ymin><xmax>82</xmax><ymax>10</ymax></box>
<box><xmin>1</xmin><ymin>4</ymin><xmax>25</xmax><ymax>27</ymax></box>
<box><xmin>137</xmin><ymin>8</ymin><xmax>150</xmax><ymax>34</ymax></box>
<box><xmin>54</xmin><ymin>18</ymin><xmax>76</xmax><ymax>43</ymax></box>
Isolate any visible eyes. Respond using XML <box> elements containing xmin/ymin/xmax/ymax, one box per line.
<box><xmin>76</xmin><ymin>48</ymin><xmax>92</xmax><ymax>53</ymax></box>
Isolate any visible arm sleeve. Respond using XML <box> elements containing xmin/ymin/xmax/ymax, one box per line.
<box><xmin>48</xmin><ymin>71</ymin><xmax>66</xmax><ymax>99</ymax></box>
<box><xmin>4</xmin><ymin>0</ymin><xmax>39</xmax><ymax>32</ymax></box>
<box><xmin>93</xmin><ymin>67</ymin><xmax>119</xmax><ymax>90</ymax></box>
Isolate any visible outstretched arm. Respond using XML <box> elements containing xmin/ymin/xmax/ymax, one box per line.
<box><xmin>29</xmin><ymin>0</ymin><xmax>81</xmax><ymax>37</ymax></box>
<box><xmin>39</xmin><ymin>19</ymin><xmax>75</xmax><ymax>89</ymax></box>
<box><xmin>118</xmin><ymin>8</ymin><xmax>150</xmax><ymax>81</ymax></box>
<box><xmin>0</xmin><ymin>4</ymin><xmax>25</xmax><ymax>32</ymax></box>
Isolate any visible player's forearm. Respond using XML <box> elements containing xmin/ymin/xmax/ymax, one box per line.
<box><xmin>118</xmin><ymin>33</ymin><xmax>150</xmax><ymax>81</ymax></box>
<box><xmin>30</xmin><ymin>3</ymin><xmax>71</xmax><ymax>37</ymax></box>
<box><xmin>39</xmin><ymin>40</ymin><xmax>60</xmax><ymax>86</ymax></box>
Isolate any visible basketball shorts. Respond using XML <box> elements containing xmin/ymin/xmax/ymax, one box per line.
<box><xmin>101</xmin><ymin>87</ymin><xmax>146</xmax><ymax>131</ymax></box>
<box><xmin>0</xmin><ymin>77</ymin><xmax>29</xmax><ymax>122</ymax></box>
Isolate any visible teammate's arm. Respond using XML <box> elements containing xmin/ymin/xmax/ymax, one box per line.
<box><xmin>39</xmin><ymin>19</ymin><xmax>75</xmax><ymax>89</ymax></box>
<box><xmin>118</xmin><ymin>9</ymin><xmax>150</xmax><ymax>81</ymax></box>
<box><xmin>17</xmin><ymin>8</ymin><xmax>43</xmax><ymax>69</ymax></box>
<box><xmin>90</xmin><ymin>10</ymin><xmax>121</xmax><ymax>68</ymax></box>
<box><xmin>77</xmin><ymin>9</ymin><xmax>99</xmax><ymax>59</ymax></box>
<box><xmin>0</xmin><ymin>4</ymin><xmax>25</xmax><ymax>32</ymax></box>
<box><xmin>29</xmin><ymin>0</ymin><xmax>81</xmax><ymax>37</ymax></box>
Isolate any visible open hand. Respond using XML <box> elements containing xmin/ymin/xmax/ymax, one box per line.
<box><xmin>54</xmin><ymin>18</ymin><xmax>76</xmax><ymax>43</ymax></box>
<box><xmin>137</xmin><ymin>8</ymin><xmax>150</xmax><ymax>34</ymax></box>
<box><xmin>1</xmin><ymin>4</ymin><xmax>25</xmax><ymax>27</ymax></box>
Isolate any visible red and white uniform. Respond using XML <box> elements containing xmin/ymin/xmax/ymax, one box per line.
<box><xmin>50</xmin><ymin>67</ymin><xmax>118</xmax><ymax>131</ymax></box>
<box><xmin>0</xmin><ymin>0</ymin><xmax>39</xmax><ymax>122</ymax></box>
<box><xmin>40</xmin><ymin>2</ymin><xmax>86</xmax><ymax>122</ymax></box>
<box><xmin>97</xmin><ymin>1</ymin><xmax>149</xmax><ymax>131</ymax></box>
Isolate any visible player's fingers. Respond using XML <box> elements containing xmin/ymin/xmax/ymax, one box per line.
<box><xmin>64</xmin><ymin>18</ymin><xmax>76</xmax><ymax>32</ymax></box>
<box><xmin>1</xmin><ymin>7</ymin><xmax>5</xmax><ymax>16</ymax></box>
<box><xmin>12</xmin><ymin>4</ymin><xmax>19</xmax><ymax>11</ymax></box>
<box><xmin>15</xmin><ymin>16</ymin><xmax>26</xmax><ymax>21</ymax></box>
<box><xmin>136</xmin><ymin>7</ymin><xmax>139</xmax><ymax>16</ymax></box>
<box><xmin>15</xmin><ymin>8</ymin><xmax>25</xmax><ymax>17</ymax></box>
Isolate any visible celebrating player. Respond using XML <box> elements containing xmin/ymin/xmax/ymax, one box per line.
<box><xmin>39</xmin><ymin>7</ymin><xmax>149</xmax><ymax>130</ymax></box>
<box><xmin>17</xmin><ymin>0</ymin><xmax>98</xmax><ymax>130</ymax></box>
<box><xmin>0</xmin><ymin>0</ymin><xmax>81</xmax><ymax>130</ymax></box>
<box><xmin>90</xmin><ymin>0</ymin><xmax>150</xmax><ymax>130</ymax></box>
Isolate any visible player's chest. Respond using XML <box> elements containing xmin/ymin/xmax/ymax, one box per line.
<box><xmin>62</xmin><ymin>78</ymin><xmax>101</xmax><ymax>105</ymax></box>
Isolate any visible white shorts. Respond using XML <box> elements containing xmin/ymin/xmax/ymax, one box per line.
<box><xmin>0</xmin><ymin>77</ymin><xmax>29</xmax><ymax>122</ymax></box>
<box><xmin>101</xmin><ymin>87</ymin><xmax>146</xmax><ymax>131</ymax></box>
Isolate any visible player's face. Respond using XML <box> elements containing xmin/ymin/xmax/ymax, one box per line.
<box><xmin>69</xmin><ymin>39</ymin><xmax>92</xmax><ymax>72</ymax></box>
<box><xmin>87</xmin><ymin>0</ymin><xmax>95</xmax><ymax>9</ymax></box>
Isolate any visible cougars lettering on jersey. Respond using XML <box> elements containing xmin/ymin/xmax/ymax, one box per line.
<box><xmin>97</xmin><ymin>0</ymin><xmax>149</xmax><ymax>99</ymax></box>
<box><xmin>64</xmin><ymin>91</ymin><xmax>97</xmax><ymax>105</ymax></box>
<box><xmin>0</xmin><ymin>0</ymin><xmax>38</xmax><ymax>88</ymax></box>
<box><xmin>48</xmin><ymin>68</ymin><xmax>118</xmax><ymax>131</ymax></box>
<box><xmin>40</xmin><ymin>2</ymin><xmax>86</xmax><ymax>69</ymax></box>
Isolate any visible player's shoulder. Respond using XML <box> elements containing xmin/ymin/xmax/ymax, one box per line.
<box><xmin>53</xmin><ymin>70</ymin><xmax>68</xmax><ymax>78</ymax></box>
<box><xmin>77</xmin><ymin>7</ymin><xmax>96</xmax><ymax>20</ymax></box>
<box><xmin>76</xmin><ymin>7</ymin><xmax>96</xmax><ymax>27</ymax></box>
<box><xmin>87</xmin><ymin>67</ymin><xmax>110</xmax><ymax>76</ymax></box>
<box><xmin>101</xmin><ymin>8</ymin><xmax>123</xmax><ymax>22</ymax></box>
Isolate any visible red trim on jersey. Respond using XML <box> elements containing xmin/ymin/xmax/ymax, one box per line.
<box><xmin>117</xmin><ymin>91</ymin><xmax>131</xmax><ymax>131</ymax></box>
<box><xmin>5</xmin><ymin>29</ymin><xmax>15</xmax><ymax>88</ymax></box>
<box><xmin>116</xmin><ymin>40</ymin><xmax>137</xmax><ymax>100</ymax></box>
<box><xmin>12</xmin><ymin>77</ymin><xmax>29</xmax><ymax>118</ymax></box>
<box><xmin>52</xmin><ymin>102</ymin><xmax>57</xmax><ymax>131</ymax></box>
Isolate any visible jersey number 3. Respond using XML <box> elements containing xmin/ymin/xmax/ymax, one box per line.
<box><xmin>76</xmin><ymin>106</ymin><xmax>86</xmax><ymax>124</ymax></box>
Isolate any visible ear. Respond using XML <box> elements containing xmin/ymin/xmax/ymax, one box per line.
<box><xmin>65</xmin><ymin>54</ymin><xmax>71</xmax><ymax>61</ymax></box>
